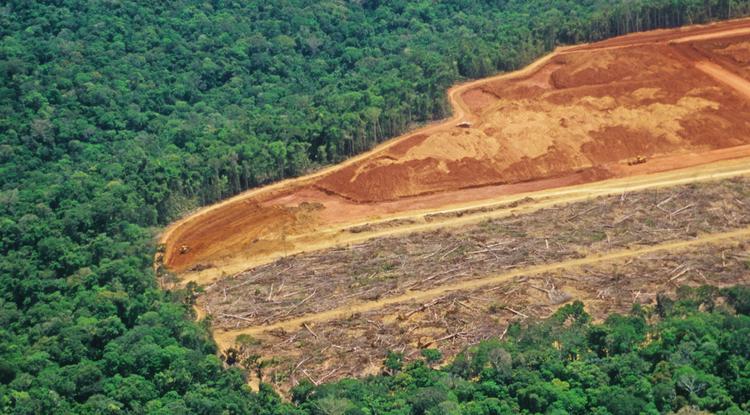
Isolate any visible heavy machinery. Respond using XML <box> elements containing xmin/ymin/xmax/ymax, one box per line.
<box><xmin>627</xmin><ymin>155</ymin><xmax>647</xmax><ymax>166</ymax></box>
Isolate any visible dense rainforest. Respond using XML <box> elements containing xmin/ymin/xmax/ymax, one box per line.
<box><xmin>1</xmin><ymin>0</ymin><xmax>750</xmax><ymax>413</ymax></box>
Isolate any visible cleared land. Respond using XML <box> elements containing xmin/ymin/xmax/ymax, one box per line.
<box><xmin>210</xmin><ymin>176</ymin><xmax>750</xmax><ymax>392</ymax></box>
<box><xmin>205</xmin><ymin>177</ymin><xmax>750</xmax><ymax>330</ymax></box>
<box><xmin>161</xmin><ymin>19</ymin><xmax>750</xmax><ymax>279</ymax></box>
<box><xmin>156</xmin><ymin>20</ymin><xmax>750</xmax><ymax>392</ymax></box>
<box><xmin>226</xmin><ymin>237</ymin><xmax>750</xmax><ymax>391</ymax></box>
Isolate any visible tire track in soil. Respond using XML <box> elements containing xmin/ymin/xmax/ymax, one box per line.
<box><xmin>694</xmin><ymin>61</ymin><xmax>750</xmax><ymax>99</ymax></box>
<box><xmin>668</xmin><ymin>28</ymin><xmax>750</xmax><ymax>100</ymax></box>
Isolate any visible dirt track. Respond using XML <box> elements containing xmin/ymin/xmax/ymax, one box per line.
<box><xmin>167</xmin><ymin>157</ymin><xmax>750</xmax><ymax>286</ymax></box>
<box><xmin>160</xmin><ymin>19</ymin><xmax>750</xmax><ymax>280</ymax></box>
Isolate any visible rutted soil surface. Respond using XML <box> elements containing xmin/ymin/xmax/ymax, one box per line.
<box><xmin>161</xmin><ymin>19</ymin><xmax>750</xmax><ymax>277</ymax></box>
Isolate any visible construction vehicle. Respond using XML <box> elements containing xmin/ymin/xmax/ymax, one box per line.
<box><xmin>179</xmin><ymin>245</ymin><xmax>190</xmax><ymax>254</ymax></box>
<box><xmin>456</xmin><ymin>121</ymin><xmax>472</xmax><ymax>128</ymax></box>
<box><xmin>627</xmin><ymin>155</ymin><xmax>647</xmax><ymax>166</ymax></box>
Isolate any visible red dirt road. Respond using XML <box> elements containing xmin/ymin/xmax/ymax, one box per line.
<box><xmin>161</xmin><ymin>19</ymin><xmax>750</xmax><ymax>279</ymax></box>
<box><xmin>696</xmin><ymin>61</ymin><xmax>750</xmax><ymax>99</ymax></box>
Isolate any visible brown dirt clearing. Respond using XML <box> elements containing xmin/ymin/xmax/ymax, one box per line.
<box><xmin>160</xmin><ymin>19</ymin><xmax>750</xmax><ymax>277</ymax></box>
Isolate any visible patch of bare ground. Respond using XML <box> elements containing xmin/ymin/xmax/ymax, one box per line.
<box><xmin>689</xmin><ymin>34</ymin><xmax>750</xmax><ymax>78</ymax></box>
<box><xmin>202</xmin><ymin>177</ymin><xmax>750</xmax><ymax>330</ymax></box>
<box><xmin>315</xmin><ymin>38</ymin><xmax>750</xmax><ymax>203</ymax></box>
<box><xmin>162</xmin><ymin>20</ymin><xmax>750</xmax><ymax>276</ymax></box>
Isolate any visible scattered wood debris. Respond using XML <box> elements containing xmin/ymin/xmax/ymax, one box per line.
<box><xmin>203</xmin><ymin>177</ymin><xmax>750</xmax><ymax>329</ymax></box>
<box><xmin>203</xmin><ymin>176</ymin><xmax>750</xmax><ymax>393</ymax></box>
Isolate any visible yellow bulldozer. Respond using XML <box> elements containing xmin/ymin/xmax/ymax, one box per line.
<box><xmin>627</xmin><ymin>155</ymin><xmax>647</xmax><ymax>166</ymax></box>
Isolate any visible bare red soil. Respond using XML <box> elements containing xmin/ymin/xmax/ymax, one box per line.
<box><xmin>162</xmin><ymin>19</ymin><xmax>750</xmax><ymax>275</ymax></box>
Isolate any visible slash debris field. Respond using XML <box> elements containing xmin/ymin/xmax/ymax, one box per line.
<box><xmin>207</xmin><ymin>176</ymin><xmax>750</xmax><ymax>391</ymax></box>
